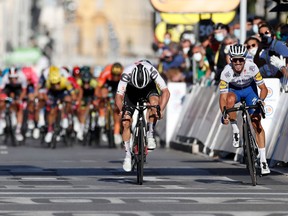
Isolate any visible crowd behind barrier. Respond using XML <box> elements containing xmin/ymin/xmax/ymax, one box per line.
<box><xmin>158</xmin><ymin>79</ymin><xmax>288</xmax><ymax>166</ymax></box>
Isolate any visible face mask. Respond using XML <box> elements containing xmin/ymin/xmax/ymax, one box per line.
<box><xmin>183</xmin><ymin>47</ymin><xmax>190</xmax><ymax>54</ymax></box>
<box><xmin>233</xmin><ymin>29</ymin><xmax>240</xmax><ymax>39</ymax></box>
<box><xmin>253</xmin><ymin>24</ymin><xmax>258</xmax><ymax>34</ymax></box>
<box><xmin>215</xmin><ymin>33</ymin><xmax>224</xmax><ymax>42</ymax></box>
<box><xmin>276</xmin><ymin>31</ymin><xmax>281</xmax><ymax>39</ymax></box>
<box><xmin>249</xmin><ymin>47</ymin><xmax>258</xmax><ymax>57</ymax></box>
<box><xmin>164</xmin><ymin>38</ymin><xmax>171</xmax><ymax>45</ymax></box>
<box><xmin>193</xmin><ymin>52</ymin><xmax>202</xmax><ymax>62</ymax></box>
<box><xmin>261</xmin><ymin>35</ymin><xmax>272</xmax><ymax>44</ymax></box>
<box><xmin>282</xmin><ymin>35</ymin><xmax>288</xmax><ymax>42</ymax></box>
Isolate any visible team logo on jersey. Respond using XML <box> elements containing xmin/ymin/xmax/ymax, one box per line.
<box><xmin>249</xmin><ymin>66</ymin><xmax>255</xmax><ymax>72</ymax></box>
<box><xmin>255</xmin><ymin>72</ymin><xmax>263</xmax><ymax>81</ymax></box>
<box><xmin>219</xmin><ymin>80</ymin><xmax>228</xmax><ymax>90</ymax></box>
<box><xmin>121</xmin><ymin>73</ymin><xmax>130</xmax><ymax>83</ymax></box>
<box><xmin>224</xmin><ymin>72</ymin><xmax>230</xmax><ymax>78</ymax></box>
<box><xmin>150</xmin><ymin>68</ymin><xmax>158</xmax><ymax>80</ymax></box>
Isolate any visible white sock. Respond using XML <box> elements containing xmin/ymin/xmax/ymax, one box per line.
<box><xmin>259</xmin><ymin>148</ymin><xmax>267</xmax><ymax>163</ymax></box>
<box><xmin>230</xmin><ymin>121</ymin><xmax>239</xmax><ymax>133</ymax></box>
<box><xmin>148</xmin><ymin>122</ymin><xmax>154</xmax><ymax>137</ymax></box>
<box><xmin>124</xmin><ymin>141</ymin><xmax>131</xmax><ymax>158</ymax></box>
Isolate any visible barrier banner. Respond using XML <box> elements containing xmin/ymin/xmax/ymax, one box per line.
<box><xmin>266</xmin><ymin>93</ymin><xmax>288</xmax><ymax>161</ymax></box>
<box><xmin>166</xmin><ymin>82</ymin><xmax>187</xmax><ymax>147</ymax></box>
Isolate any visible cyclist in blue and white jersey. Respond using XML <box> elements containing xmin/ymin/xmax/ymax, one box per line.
<box><xmin>115</xmin><ymin>60</ymin><xmax>170</xmax><ymax>172</ymax></box>
<box><xmin>219</xmin><ymin>44</ymin><xmax>270</xmax><ymax>175</ymax></box>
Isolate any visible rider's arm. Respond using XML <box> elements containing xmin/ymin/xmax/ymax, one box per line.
<box><xmin>115</xmin><ymin>93</ymin><xmax>124</xmax><ymax>114</ymax></box>
<box><xmin>219</xmin><ymin>93</ymin><xmax>228</xmax><ymax>113</ymax></box>
<box><xmin>159</xmin><ymin>88</ymin><xmax>170</xmax><ymax>113</ymax></box>
<box><xmin>258</xmin><ymin>83</ymin><xmax>268</xmax><ymax>101</ymax></box>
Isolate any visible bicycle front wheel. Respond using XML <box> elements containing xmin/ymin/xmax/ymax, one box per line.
<box><xmin>136</xmin><ymin>122</ymin><xmax>145</xmax><ymax>185</ymax></box>
<box><xmin>243</xmin><ymin>122</ymin><xmax>257</xmax><ymax>186</ymax></box>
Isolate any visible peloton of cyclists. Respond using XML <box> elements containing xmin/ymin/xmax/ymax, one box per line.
<box><xmin>95</xmin><ymin>62</ymin><xmax>124</xmax><ymax>146</ymax></box>
<box><xmin>115</xmin><ymin>59</ymin><xmax>170</xmax><ymax>172</ymax></box>
<box><xmin>219</xmin><ymin>44</ymin><xmax>270</xmax><ymax>175</ymax></box>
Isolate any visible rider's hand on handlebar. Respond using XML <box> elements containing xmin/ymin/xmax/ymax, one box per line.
<box><xmin>257</xmin><ymin>98</ymin><xmax>266</xmax><ymax>107</ymax></box>
<box><xmin>221</xmin><ymin>113</ymin><xmax>230</xmax><ymax>125</ymax></box>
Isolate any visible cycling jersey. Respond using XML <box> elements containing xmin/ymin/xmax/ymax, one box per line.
<box><xmin>97</xmin><ymin>64</ymin><xmax>120</xmax><ymax>93</ymax></box>
<box><xmin>219</xmin><ymin>61</ymin><xmax>264</xmax><ymax>94</ymax></box>
<box><xmin>46</xmin><ymin>77</ymin><xmax>73</xmax><ymax>93</ymax></box>
<box><xmin>116</xmin><ymin>62</ymin><xmax>167</xmax><ymax>96</ymax></box>
<box><xmin>77</xmin><ymin>79</ymin><xmax>97</xmax><ymax>97</ymax></box>
<box><xmin>22</xmin><ymin>67</ymin><xmax>39</xmax><ymax>90</ymax></box>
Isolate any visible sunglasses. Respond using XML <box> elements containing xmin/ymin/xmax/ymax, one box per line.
<box><xmin>259</xmin><ymin>30</ymin><xmax>270</xmax><ymax>37</ymax></box>
<box><xmin>247</xmin><ymin>43</ymin><xmax>257</xmax><ymax>49</ymax></box>
<box><xmin>231</xmin><ymin>58</ymin><xmax>245</xmax><ymax>63</ymax></box>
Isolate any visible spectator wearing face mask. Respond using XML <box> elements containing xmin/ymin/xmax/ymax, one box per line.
<box><xmin>254</xmin><ymin>23</ymin><xmax>288</xmax><ymax>80</ymax></box>
<box><xmin>280</xmin><ymin>24</ymin><xmax>288</xmax><ymax>44</ymax></box>
<box><xmin>252</xmin><ymin>16</ymin><xmax>265</xmax><ymax>35</ymax></box>
<box><xmin>159</xmin><ymin>42</ymin><xmax>185</xmax><ymax>80</ymax></box>
<box><xmin>180</xmin><ymin>39</ymin><xmax>193</xmax><ymax>83</ymax></box>
<box><xmin>213</xmin><ymin>23</ymin><xmax>230</xmax><ymax>85</ymax></box>
<box><xmin>192</xmin><ymin>45</ymin><xmax>211</xmax><ymax>84</ymax></box>
<box><xmin>244</xmin><ymin>36</ymin><xmax>261</xmax><ymax>61</ymax></box>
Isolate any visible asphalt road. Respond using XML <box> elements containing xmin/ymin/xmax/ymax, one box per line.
<box><xmin>0</xmin><ymin>138</ymin><xmax>288</xmax><ymax>216</ymax></box>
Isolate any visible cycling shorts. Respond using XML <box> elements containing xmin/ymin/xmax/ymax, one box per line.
<box><xmin>27</xmin><ymin>84</ymin><xmax>35</xmax><ymax>94</ymax></box>
<box><xmin>229</xmin><ymin>83</ymin><xmax>260</xmax><ymax>114</ymax></box>
<box><xmin>47</xmin><ymin>90</ymin><xmax>69</xmax><ymax>108</ymax></box>
<box><xmin>123</xmin><ymin>82</ymin><xmax>159</xmax><ymax>116</ymax></box>
<box><xmin>3</xmin><ymin>84</ymin><xmax>22</xmax><ymax>100</ymax></box>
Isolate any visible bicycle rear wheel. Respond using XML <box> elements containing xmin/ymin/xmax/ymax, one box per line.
<box><xmin>243</xmin><ymin>122</ymin><xmax>257</xmax><ymax>186</ymax></box>
<box><xmin>136</xmin><ymin>122</ymin><xmax>144</xmax><ymax>185</ymax></box>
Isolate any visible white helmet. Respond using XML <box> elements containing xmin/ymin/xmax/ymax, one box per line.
<box><xmin>8</xmin><ymin>67</ymin><xmax>19</xmax><ymax>78</ymax></box>
<box><xmin>229</xmin><ymin>44</ymin><xmax>247</xmax><ymax>58</ymax></box>
<box><xmin>131</xmin><ymin>63</ymin><xmax>150</xmax><ymax>89</ymax></box>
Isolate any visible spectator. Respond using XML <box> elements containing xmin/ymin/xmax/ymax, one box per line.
<box><xmin>252</xmin><ymin>16</ymin><xmax>265</xmax><ymax>35</ymax></box>
<box><xmin>192</xmin><ymin>44</ymin><xmax>211</xmax><ymax>84</ymax></box>
<box><xmin>180</xmin><ymin>39</ymin><xmax>193</xmax><ymax>83</ymax></box>
<box><xmin>213</xmin><ymin>23</ymin><xmax>230</xmax><ymax>84</ymax></box>
<box><xmin>160</xmin><ymin>42</ymin><xmax>185</xmax><ymax>78</ymax></box>
<box><xmin>246</xmin><ymin>18</ymin><xmax>254</xmax><ymax>37</ymax></box>
<box><xmin>244</xmin><ymin>36</ymin><xmax>261</xmax><ymax>61</ymax></box>
<box><xmin>280</xmin><ymin>24</ymin><xmax>288</xmax><ymax>44</ymax></box>
<box><xmin>223</xmin><ymin>34</ymin><xmax>239</xmax><ymax>64</ymax></box>
<box><xmin>254</xmin><ymin>23</ymin><xmax>288</xmax><ymax>80</ymax></box>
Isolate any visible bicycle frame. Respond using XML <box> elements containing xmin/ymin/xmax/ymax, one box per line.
<box><xmin>3</xmin><ymin>97</ymin><xmax>17</xmax><ymax>146</ymax></box>
<box><xmin>123</xmin><ymin>101</ymin><xmax>160</xmax><ymax>185</ymax></box>
<box><xmin>223</xmin><ymin>100</ymin><xmax>265</xmax><ymax>186</ymax></box>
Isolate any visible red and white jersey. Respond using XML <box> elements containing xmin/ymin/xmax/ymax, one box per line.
<box><xmin>22</xmin><ymin>67</ymin><xmax>39</xmax><ymax>88</ymax></box>
<box><xmin>116</xmin><ymin>61</ymin><xmax>167</xmax><ymax>96</ymax></box>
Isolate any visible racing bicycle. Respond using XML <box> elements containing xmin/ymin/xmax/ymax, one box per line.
<box><xmin>123</xmin><ymin>100</ymin><xmax>160</xmax><ymax>185</ymax></box>
<box><xmin>223</xmin><ymin>99</ymin><xmax>265</xmax><ymax>186</ymax></box>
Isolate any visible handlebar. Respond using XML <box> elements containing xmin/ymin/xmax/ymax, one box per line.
<box><xmin>223</xmin><ymin>101</ymin><xmax>265</xmax><ymax>119</ymax></box>
<box><xmin>122</xmin><ymin>104</ymin><xmax>161</xmax><ymax>119</ymax></box>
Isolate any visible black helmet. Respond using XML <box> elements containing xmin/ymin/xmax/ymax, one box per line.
<box><xmin>81</xmin><ymin>70</ymin><xmax>92</xmax><ymax>83</ymax></box>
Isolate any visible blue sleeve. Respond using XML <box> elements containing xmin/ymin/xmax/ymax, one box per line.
<box><xmin>275</xmin><ymin>41</ymin><xmax>288</xmax><ymax>57</ymax></box>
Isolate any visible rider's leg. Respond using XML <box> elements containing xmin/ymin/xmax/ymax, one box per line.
<box><xmin>113</xmin><ymin>107</ymin><xmax>122</xmax><ymax>145</ymax></box>
<box><xmin>147</xmin><ymin>95</ymin><xmax>160</xmax><ymax>136</ymax></box>
<box><xmin>122</xmin><ymin>113</ymin><xmax>132</xmax><ymax>172</ymax></box>
<box><xmin>251</xmin><ymin>114</ymin><xmax>266</xmax><ymax>157</ymax></box>
<box><xmin>122</xmin><ymin>113</ymin><xmax>132</xmax><ymax>154</ymax></box>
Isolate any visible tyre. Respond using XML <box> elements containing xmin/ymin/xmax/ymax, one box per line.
<box><xmin>136</xmin><ymin>122</ymin><xmax>144</xmax><ymax>185</ymax></box>
<box><xmin>243</xmin><ymin>122</ymin><xmax>257</xmax><ymax>186</ymax></box>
